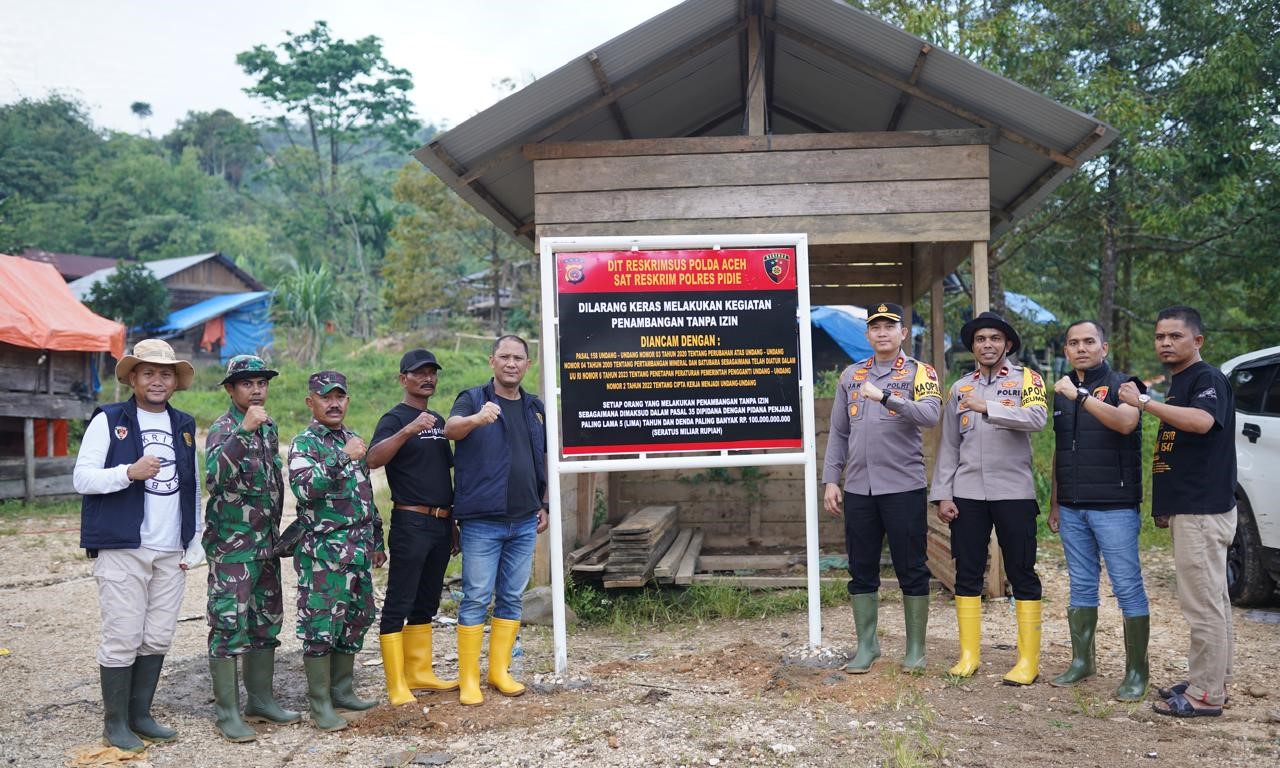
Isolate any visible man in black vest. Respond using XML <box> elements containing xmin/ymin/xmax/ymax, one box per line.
<box><xmin>1047</xmin><ymin>320</ymin><xmax>1149</xmax><ymax>700</ymax></box>
<box><xmin>73</xmin><ymin>339</ymin><xmax>205</xmax><ymax>752</ymax></box>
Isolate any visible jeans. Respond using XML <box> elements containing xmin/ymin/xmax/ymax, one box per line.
<box><xmin>458</xmin><ymin>515</ymin><xmax>538</xmax><ymax>626</ymax></box>
<box><xmin>1059</xmin><ymin>505</ymin><xmax>1149</xmax><ymax>617</ymax></box>
<box><xmin>379</xmin><ymin>509</ymin><xmax>454</xmax><ymax>634</ymax></box>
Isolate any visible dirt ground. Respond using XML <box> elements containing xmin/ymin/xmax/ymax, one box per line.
<box><xmin>1</xmin><ymin>512</ymin><xmax>1277</xmax><ymax>768</ymax></box>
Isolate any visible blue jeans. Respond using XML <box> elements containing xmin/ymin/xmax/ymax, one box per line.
<box><xmin>458</xmin><ymin>516</ymin><xmax>538</xmax><ymax>626</ymax></box>
<box><xmin>1058</xmin><ymin>505</ymin><xmax>1149</xmax><ymax>617</ymax></box>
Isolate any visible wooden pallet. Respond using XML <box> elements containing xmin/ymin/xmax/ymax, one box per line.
<box><xmin>603</xmin><ymin>505</ymin><xmax>679</xmax><ymax>588</ymax></box>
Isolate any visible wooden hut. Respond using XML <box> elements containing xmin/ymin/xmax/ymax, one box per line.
<box><xmin>0</xmin><ymin>255</ymin><xmax>125</xmax><ymax>501</ymax></box>
<box><xmin>414</xmin><ymin>0</ymin><xmax>1115</xmax><ymax>594</ymax></box>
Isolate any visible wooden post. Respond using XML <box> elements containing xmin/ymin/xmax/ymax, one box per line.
<box><xmin>746</xmin><ymin>16</ymin><xmax>766</xmax><ymax>136</ymax></box>
<box><xmin>23</xmin><ymin>418</ymin><xmax>35</xmax><ymax>503</ymax></box>
<box><xmin>972</xmin><ymin>241</ymin><xmax>990</xmax><ymax>312</ymax></box>
<box><xmin>899</xmin><ymin>243</ymin><xmax>914</xmax><ymax>347</ymax></box>
<box><xmin>931</xmin><ymin>247</ymin><xmax>946</xmax><ymax>376</ymax></box>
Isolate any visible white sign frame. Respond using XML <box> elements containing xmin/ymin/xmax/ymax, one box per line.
<box><xmin>538</xmin><ymin>234</ymin><xmax>820</xmax><ymax>674</ymax></box>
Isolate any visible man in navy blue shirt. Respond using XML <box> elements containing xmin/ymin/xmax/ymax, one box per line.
<box><xmin>444</xmin><ymin>335</ymin><xmax>548</xmax><ymax>706</ymax></box>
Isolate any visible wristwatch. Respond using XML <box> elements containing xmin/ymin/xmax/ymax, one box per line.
<box><xmin>1137</xmin><ymin>393</ymin><xmax>1151</xmax><ymax>411</ymax></box>
<box><xmin>880</xmin><ymin>390</ymin><xmax>892</xmax><ymax>406</ymax></box>
<box><xmin>1076</xmin><ymin>387</ymin><xmax>1090</xmax><ymax>405</ymax></box>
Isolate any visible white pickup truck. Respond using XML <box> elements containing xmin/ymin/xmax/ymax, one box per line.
<box><xmin>1222</xmin><ymin>345</ymin><xmax>1280</xmax><ymax>605</ymax></box>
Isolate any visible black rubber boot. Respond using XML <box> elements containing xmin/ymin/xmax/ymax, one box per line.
<box><xmin>128</xmin><ymin>655</ymin><xmax>177</xmax><ymax>742</ymax></box>
<box><xmin>242</xmin><ymin>648</ymin><xmax>301</xmax><ymax>724</ymax></box>
<box><xmin>1114</xmin><ymin>615</ymin><xmax>1150</xmax><ymax>701</ymax></box>
<box><xmin>100</xmin><ymin>666</ymin><xmax>145</xmax><ymax>753</ymax></box>
<box><xmin>329</xmin><ymin>652</ymin><xmax>377</xmax><ymax>711</ymax></box>
<box><xmin>1051</xmin><ymin>606</ymin><xmax>1097</xmax><ymax>687</ymax></box>
<box><xmin>302</xmin><ymin>655</ymin><xmax>347</xmax><ymax>731</ymax></box>
<box><xmin>209</xmin><ymin>657</ymin><xmax>256</xmax><ymax>743</ymax></box>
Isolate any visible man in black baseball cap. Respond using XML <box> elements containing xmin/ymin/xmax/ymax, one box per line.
<box><xmin>367</xmin><ymin>349</ymin><xmax>458</xmax><ymax>705</ymax></box>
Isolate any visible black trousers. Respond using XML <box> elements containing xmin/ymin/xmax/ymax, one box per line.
<box><xmin>378</xmin><ymin>509</ymin><xmax>453</xmax><ymax>634</ymax></box>
<box><xmin>843</xmin><ymin>488</ymin><xmax>931</xmax><ymax>597</ymax></box>
<box><xmin>950</xmin><ymin>497</ymin><xmax>1042</xmax><ymax>600</ymax></box>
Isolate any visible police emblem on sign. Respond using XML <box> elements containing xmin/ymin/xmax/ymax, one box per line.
<box><xmin>563</xmin><ymin>257</ymin><xmax>585</xmax><ymax>285</ymax></box>
<box><xmin>762</xmin><ymin>252</ymin><xmax>791</xmax><ymax>284</ymax></box>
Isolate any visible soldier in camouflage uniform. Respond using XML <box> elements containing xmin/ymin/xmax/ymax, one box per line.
<box><xmin>289</xmin><ymin>370</ymin><xmax>386</xmax><ymax>731</ymax></box>
<box><xmin>203</xmin><ymin>355</ymin><xmax>300</xmax><ymax>742</ymax></box>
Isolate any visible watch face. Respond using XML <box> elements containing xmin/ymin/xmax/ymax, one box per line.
<box><xmin>1138</xmin><ymin>394</ymin><xmax>1151</xmax><ymax>403</ymax></box>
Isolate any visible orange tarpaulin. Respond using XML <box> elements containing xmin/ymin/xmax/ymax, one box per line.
<box><xmin>0</xmin><ymin>254</ymin><xmax>126</xmax><ymax>359</ymax></box>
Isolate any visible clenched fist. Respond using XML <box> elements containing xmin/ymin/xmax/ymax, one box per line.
<box><xmin>342</xmin><ymin>437</ymin><xmax>367</xmax><ymax>462</ymax></box>
<box><xmin>241</xmin><ymin>405</ymin><xmax>269</xmax><ymax>432</ymax></box>
<box><xmin>959</xmin><ymin>391</ymin><xmax>988</xmax><ymax>414</ymax></box>
<box><xmin>860</xmin><ymin>380</ymin><xmax>885</xmax><ymax>403</ymax></box>
<box><xmin>1054</xmin><ymin>375</ymin><xmax>1079</xmax><ymax>399</ymax></box>
<box><xmin>405</xmin><ymin>411</ymin><xmax>437</xmax><ymax>435</ymax></box>
<box><xmin>128</xmin><ymin>455</ymin><xmax>161</xmax><ymax>481</ymax></box>
<box><xmin>474</xmin><ymin>401</ymin><xmax>502</xmax><ymax>426</ymax></box>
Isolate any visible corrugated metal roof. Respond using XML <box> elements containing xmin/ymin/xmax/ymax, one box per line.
<box><xmin>417</xmin><ymin>0</ymin><xmax>1115</xmax><ymax>246</ymax></box>
<box><xmin>69</xmin><ymin>252</ymin><xmax>264</xmax><ymax>299</ymax></box>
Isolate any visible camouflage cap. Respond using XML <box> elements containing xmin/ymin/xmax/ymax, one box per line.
<box><xmin>220</xmin><ymin>354</ymin><xmax>280</xmax><ymax>385</ymax></box>
<box><xmin>308</xmin><ymin>370</ymin><xmax>348</xmax><ymax>395</ymax></box>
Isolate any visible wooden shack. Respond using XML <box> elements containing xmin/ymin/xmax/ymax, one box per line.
<box><xmin>414</xmin><ymin>0</ymin><xmax>1114</xmax><ymax>594</ymax></box>
<box><xmin>0</xmin><ymin>255</ymin><xmax>125</xmax><ymax>501</ymax></box>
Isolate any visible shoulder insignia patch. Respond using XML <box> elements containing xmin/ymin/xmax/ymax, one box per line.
<box><xmin>114</xmin><ymin>426</ymin><xmax>128</xmax><ymax>440</ymax></box>
<box><xmin>183</xmin><ymin>432</ymin><xmax>193</xmax><ymax>447</ymax></box>
<box><xmin>1092</xmin><ymin>385</ymin><xmax>1110</xmax><ymax>401</ymax></box>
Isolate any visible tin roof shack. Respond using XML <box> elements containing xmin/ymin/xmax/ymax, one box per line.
<box><xmin>68</xmin><ymin>252</ymin><xmax>269</xmax><ymax>362</ymax></box>
<box><xmin>0</xmin><ymin>255</ymin><xmax>126</xmax><ymax>501</ymax></box>
<box><xmin>417</xmin><ymin>0</ymin><xmax>1113</xmax><ymax>593</ymax></box>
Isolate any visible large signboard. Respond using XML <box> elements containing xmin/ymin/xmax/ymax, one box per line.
<box><xmin>555</xmin><ymin>247</ymin><xmax>802</xmax><ymax>455</ymax></box>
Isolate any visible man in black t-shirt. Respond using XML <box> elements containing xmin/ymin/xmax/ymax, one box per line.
<box><xmin>366</xmin><ymin>349</ymin><xmax>459</xmax><ymax>705</ymax></box>
<box><xmin>1119</xmin><ymin>306</ymin><xmax>1237</xmax><ymax>718</ymax></box>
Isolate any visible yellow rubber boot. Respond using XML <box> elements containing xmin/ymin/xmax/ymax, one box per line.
<box><xmin>456</xmin><ymin>624</ymin><xmax>484</xmax><ymax>706</ymax></box>
<box><xmin>949</xmin><ymin>596</ymin><xmax>982</xmax><ymax>677</ymax></box>
<box><xmin>379</xmin><ymin>633</ymin><xmax>415</xmax><ymax>706</ymax></box>
<box><xmin>403</xmin><ymin>624</ymin><xmax>458</xmax><ymax>691</ymax></box>
<box><xmin>486</xmin><ymin>618</ymin><xmax>526</xmax><ymax>697</ymax></box>
<box><xmin>1002</xmin><ymin>599</ymin><xmax>1042</xmax><ymax>686</ymax></box>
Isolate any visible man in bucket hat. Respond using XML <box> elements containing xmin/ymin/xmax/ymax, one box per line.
<box><xmin>73</xmin><ymin>339</ymin><xmax>205</xmax><ymax>752</ymax></box>
<box><xmin>203</xmin><ymin>355</ymin><xmax>300</xmax><ymax>741</ymax></box>
<box><xmin>930</xmin><ymin>312</ymin><xmax>1048</xmax><ymax>685</ymax></box>
<box><xmin>288</xmin><ymin>371</ymin><xmax>385</xmax><ymax>730</ymax></box>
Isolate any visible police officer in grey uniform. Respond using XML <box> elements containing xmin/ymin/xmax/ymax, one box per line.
<box><xmin>824</xmin><ymin>302</ymin><xmax>942</xmax><ymax>673</ymax></box>
<box><xmin>930</xmin><ymin>311</ymin><xmax>1048</xmax><ymax>686</ymax></box>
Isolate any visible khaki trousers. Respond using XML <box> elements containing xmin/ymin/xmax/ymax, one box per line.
<box><xmin>1170</xmin><ymin>509</ymin><xmax>1237</xmax><ymax>706</ymax></box>
<box><xmin>94</xmin><ymin>548</ymin><xmax>186</xmax><ymax>667</ymax></box>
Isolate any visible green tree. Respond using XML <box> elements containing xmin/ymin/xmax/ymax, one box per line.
<box><xmin>276</xmin><ymin>262</ymin><xmax>340</xmax><ymax>364</ymax></box>
<box><xmin>85</xmin><ymin>261</ymin><xmax>170</xmax><ymax>331</ymax></box>
<box><xmin>162</xmin><ymin>109</ymin><xmax>260</xmax><ymax>187</ymax></box>
<box><xmin>236</xmin><ymin>20</ymin><xmax>422</xmax><ymax>338</ymax></box>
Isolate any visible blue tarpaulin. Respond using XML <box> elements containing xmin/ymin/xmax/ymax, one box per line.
<box><xmin>811</xmin><ymin>305</ymin><xmax>874</xmax><ymax>361</ymax></box>
<box><xmin>156</xmin><ymin>291</ymin><xmax>273</xmax><ymax>363</ymax></box>
<box><xmin>1004</xmin><ymin>291</ymin><xmax>1056</xmax><ymax>324</ymax></box>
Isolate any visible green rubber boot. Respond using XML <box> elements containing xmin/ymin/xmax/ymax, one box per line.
<box><xmin>99</xmin><ymin>666</ymin><xmax>145</xmax><ymax>753</ymax></box>
<box><xmin>302</xmin><ymin>655</ymin><xmax>347</xmax><ymax>732</ymax></box>
<box><xmin>242</xmin><ymin>648</ymin><xmax>301</xmax><ymax>724</ymax></box>
<box><xmin>1051</xmin><ymin>606</ymin><xmax>1097</xmax><ymax>687</ymax></box>
<box><xmin>843</xmin><ymin>593</ymin><xmax>881</xmax><ymax>674</ymax></box>
<box><xmin>329</xmin><ymin>652</ymin><xmax>377</xmax><ymax>711</ymax></box>
<box><xmin>1114</xmin><ymin>615</ymin><xmax>1149</xmax><ymax>702</ymax></box>
<box><xmin>901</xmin><ymin>594</ymin><xmax>929</xmax><ymax>673</ymax></box>
<box><xmin>209</xmin><ymin>657</ymin><xmax>256</xmax><ymax>743</ymax></box>
<box><xmin>128</xmin><ymin>655</ymin><xmax>177</xmax><ymax>743</ymax></box>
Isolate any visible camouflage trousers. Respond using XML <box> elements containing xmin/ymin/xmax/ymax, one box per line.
<box><xmin>294</xmin><ymin>552</ymin><xmax>374</xmax><ymax>656</ymax></box>
<box><xmin>206</xmin><ymin>558</ymin><xmax>284</xmax><ymax>658</ymax></box>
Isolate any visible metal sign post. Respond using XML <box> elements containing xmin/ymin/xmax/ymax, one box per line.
<box><xmin>539</xmin><ymin>234</ymin><xmax>818</xmax><ymax>674</ymax></box>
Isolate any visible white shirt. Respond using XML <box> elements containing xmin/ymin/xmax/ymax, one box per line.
<box><xmin>74</xmin><ymin>408</ymin><xmax>205</xmax><ymax>567</ymax></box>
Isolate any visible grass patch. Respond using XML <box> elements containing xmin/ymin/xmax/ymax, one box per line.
<box><xmin>566</xmin><ymin>578</ymin><xmax>847</xmax><ymax>629</ymax></box>
<box><xmin>0</xmin><ymin>497</ymin><xmax>81</xmax><ymax>522</ymax></box>
<box><xmin>1070</xmin><ymin>687</ymin><xmax>1116</xmax><ymax>718</ymax></box>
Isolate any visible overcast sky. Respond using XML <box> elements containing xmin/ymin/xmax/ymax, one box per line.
<box><xmin>0</xmin><ymin>0</ymin><xmax>683</xmax><ymax>134</ymax></box>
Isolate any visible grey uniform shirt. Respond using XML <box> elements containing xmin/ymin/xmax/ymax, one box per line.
<box><xmin>929</xmin><ymin>357</ymin><xmax>1047</xmax><ymax>502</ymax></box>
<box><xmin>824</xmin><ymin>354</ymin><xmax>942</xmax><ymax>495</ymax></box>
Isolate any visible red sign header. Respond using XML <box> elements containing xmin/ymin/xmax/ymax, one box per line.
<box><xmin>557</xmin><ymin>248</ymin><xmax>797</xmax><ymax>294</ymax></box>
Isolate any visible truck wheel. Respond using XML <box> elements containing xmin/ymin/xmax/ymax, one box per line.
<box><xmin>1228</xmin><ymin>494</ymin><xmax>1275</xmax><ymax>606</ymax></box>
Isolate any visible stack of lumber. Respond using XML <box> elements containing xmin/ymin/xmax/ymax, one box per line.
<box><xmin>566</xmin><ymin>524</ymin><xmax>612</xmax><ymax>574</ymax></box>
<box><xmin>602</xmin><ymin>505</ymin><xmax>679</xmax><ymax>588</ymax></box>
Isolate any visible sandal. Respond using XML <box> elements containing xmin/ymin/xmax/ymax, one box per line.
<box><xmin>1155</xmin><ymin>681</ymin><xmax>1230</xmax><ymax>706</ymax></box>
<box><xmin>1152</xmin><ymin>693</ymin><xmax>1222</xmax><ymax>718</ymax></box>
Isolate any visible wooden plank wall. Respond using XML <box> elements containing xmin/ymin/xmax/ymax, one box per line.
<box><xmin>0</xmin><ymin>344</ymin><xmax>87</xmax><ymax>396</ymax></box>
<box><xmin>532</xmin><ymin>133</ymin><xmax>989</xmax><ymax>246</ymax></box>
